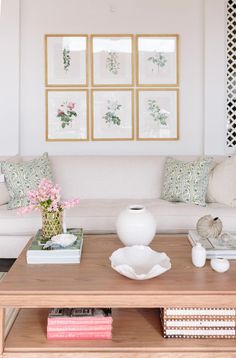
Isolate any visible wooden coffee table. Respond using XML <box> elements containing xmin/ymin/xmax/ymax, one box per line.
<box><xmin>0</xmin><ymin>234</ymin><xmax>236</xmax><ymax>357</ymax></box>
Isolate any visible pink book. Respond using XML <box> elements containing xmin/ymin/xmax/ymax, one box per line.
<box><xmin>47</xmin><ymin>330</ymin><xmax>112</xmax><ymax>340</ymax></box>
<box><xmin>47</xmin><ymin>324</ymin><xmax>112</xmax><ymax>332</ymax></box>
<box><xmin>47</xmin><ymin>317</ymin><xmax>113</xmax><ymax>326</ymax></box>
<box><xmin>48</xmin><ymin>308</ymin><xmax>112</xmax><ymax>326</ymax></box>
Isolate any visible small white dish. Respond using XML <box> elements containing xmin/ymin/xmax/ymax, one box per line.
<box><xmin>109</xmin><ymin>245</ymin><xmax>171</xmax><ymax>280</ymax></box>
<box><xmin>51</xmin><ymin>233</ymin><xmax>77</xmax><ymax>247</ymax></box>
<box><xmin>210</xmin><ymin>258</ymin><xmax>230</xmax><ymax>273</ymax></box>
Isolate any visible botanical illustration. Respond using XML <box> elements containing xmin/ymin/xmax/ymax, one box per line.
<box><xmin>103</xmin><ymin>100</ymin><xmax>122</xmax><ymax>126</ymax></box>
<box><xmin>57</xmin><ymin>101</ymin><xmax>78</xmax><ymax>128</ymax></box>
<box><xmin>106</xmin><ymin>51</ymin><xmax>120</xmax><ymax>75</ymax></box>
<box><xmin>147</xmin><ymin>99</ymin><xmax>169</xmax><ymax>125</ymax></box>
<box><xmin>147</xmin><ymin>51</ymin><xmax>167</xmax><ymax>72</ymax></box>
<box><xmin>63</xmin><ymin>48</ymin><xmax>71</xmax><ymax>72</ymax></box>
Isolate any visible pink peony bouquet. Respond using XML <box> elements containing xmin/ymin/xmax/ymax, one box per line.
<box><xmin>18</xmin><ymin>178</ymin><xmax>80</xmax><ymax>215</ymax></box>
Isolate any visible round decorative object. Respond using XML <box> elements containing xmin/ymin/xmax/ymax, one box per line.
<box><xmin>219</xmin><ymin>232</ymin><xmax>231</xmax><ymax>242</ymax></box>
<box><xmin>109</xmin><ymin>245</ymin><xmax>171</xmax><ymax>280</ymax></box>
<box><xmin>196</xmin><ymin>215</ymin><xmax>223</xmax><ymax>239</ymax></box>
<box><xmin>51</xmin><ymin>234</ymin><xmax>77</xmax><ymax>247</ymax></box>
<box><xmin>116</xmin><ymin>205</ymin><xmax>156</xmax><ymax>246</ymax></box>
<box><xmin>42</xmin><ymin>210</ymin><xmax>63</xmax><ymax>240</ymax></box>
<box><xmin>210</xmin><ymin>258</ymin><xmax>230</xmax><ymax>273</ymax></box>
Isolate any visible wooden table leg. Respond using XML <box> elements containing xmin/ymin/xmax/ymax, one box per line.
<box><xmin>0</xmin><ymin>308</ymin><xmax>5</xmax><ymax>355</ymax></box>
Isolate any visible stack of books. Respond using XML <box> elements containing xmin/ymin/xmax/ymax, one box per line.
<box><xmin>26</xmin><ymin>228</ymin><xmax>83</xmax><ymax>264</ymax></box>
<box><xmin>188</xmin><ymin>230</ymin><xmax>236</xmax><ymax>259</ymax></box>
<box><xmin>47</xmin><ymin>308</ymin><xmax>112</xmax><ymax>340</ymax></box>
<box><xmin>160</xmin><ymin>307</ymin><xmax>236</xmax><ymax>338</ymax></box>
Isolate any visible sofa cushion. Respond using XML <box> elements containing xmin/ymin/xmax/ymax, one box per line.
<box><xmin>16</xmin><ymin>155</ymin><xmax>224</xmax><ymax>201</ymax></box>
<box><xmin>161</xmin><ymin>157</ymin><xmax>213</xmax><ymax>206</ymax></box>
<box><xmin>1</xmin><ymin>153</ymin><xmax>53</xmax><ymax>210</ymax></box>
<box><xmin>207</xmin><ymin>156</ymin><xmax>236</xmax><ymax>206</ymax></box>
<box><xmin>50</xmin><ymin>156</ymin><xmax>167</xmax><ymax>200</ymax></box>
<box><xmin>0</xmin><ymin>199</ymin><xmax>236</xmax><ymax>236</ymax></box>
<box><xmin>0</xmin><ymin>155</ymin><xmax>21</xmax><ymax>206</ymax></box>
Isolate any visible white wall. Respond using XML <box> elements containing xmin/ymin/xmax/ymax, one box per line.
<box><xmin>19</xmin><ymin>0</ymin><xmax>205</xmax><ymax>155</ymax></box>
<box><xmin>0</xmin><ymin>0</ymin><xmax>19</xmax><ymax>155</ymax></box>
<box><xmin>0</xmin><ymin>0</ymin><xmax>227</xmax><ymax>156</ymax></box>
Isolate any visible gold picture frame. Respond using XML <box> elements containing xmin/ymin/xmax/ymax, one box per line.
<box><xmin>45</xmin><ymin>34</ymin><xmax>88</xmax><ymax>87</ymax></box>
<box><xmin>91</xmin><ymin>34</ymin><xmax>134</xmax><ymax>87</ymax></box>
<box><xmin>92</xmin><ymin>89</ymin><xmax>134</xmax><ymax>141</ymax></box>
<box><xmin>136</xmin><ymin>88</ymin><xmax>179</xmax><ymax>140</ymax></box>
<box><xmin>46</xmin><ymin>89</ymin><xmax>89</xmax><ymax>142</ymax></box>
<box><xmin>136</xmin><ymin>34</ymin><xmax>179</xmax><ymax>87</ymax></box>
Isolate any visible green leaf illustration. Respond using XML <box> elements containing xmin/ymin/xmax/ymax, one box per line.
<box><xmin>147</xmin><ymin>99</ymin><xmax>169</xmax><ymax>125</ymax></box>
<box><xmin>106</xmin><ymin>51</ymin><xmax>120</xmax><ymax>75</ymax></box>
<box><xmin>147</xmin><ymin>51</ymin><xmax>167</xmax><ymax>71</ymax></box>
<box><xmin>63</xmin><ymin>48</ymin><xmax>71</xmax><ymax>72</ymax></box>
<box><xmin>103</xmin><ymin>100</ymin><xmax>122</xmax><ymax>126</ymax></box>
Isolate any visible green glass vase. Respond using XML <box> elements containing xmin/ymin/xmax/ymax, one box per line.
<box><xmin>42</xmin><ymin>210</ymin><xmax>63</xmax><ymax>240</ymax></box>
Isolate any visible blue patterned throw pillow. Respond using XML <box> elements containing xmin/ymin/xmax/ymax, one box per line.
<box><xmin>161</xmin><ymin>157</ymin><xmax>213</xmax><ymax>206</ymax></box>
<box><xmin>1</xmin><ymin>153</ymin><xmax>53</xmax><ymax>209</ymax></box>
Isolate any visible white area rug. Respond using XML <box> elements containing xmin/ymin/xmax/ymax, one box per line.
<box><xmin>0</xmin><ymin>272</ymin><xmax>19</xmax><ymax>337</ymax></box>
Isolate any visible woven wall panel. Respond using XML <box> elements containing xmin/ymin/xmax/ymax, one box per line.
<box><xmin>226</xmin><ymin>0</ymin><xmax>236</xmax><ymax>150</ymax></box>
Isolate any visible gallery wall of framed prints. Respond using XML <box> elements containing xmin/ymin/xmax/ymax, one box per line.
<box><xmin>45</xmin><ymin>34</ymin><xmax>179</xmax><ymax>142</ymax></box>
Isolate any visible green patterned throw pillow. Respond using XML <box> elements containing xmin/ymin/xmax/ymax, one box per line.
<box><xmin>161</xmin><ymin>157</ymin><xmax>213</xmax><ymax>206</ymax></box>
<box><xmin>1</xmin><ymin>153</ymin><xmax>53</xmax><ymax>209</ymax></box>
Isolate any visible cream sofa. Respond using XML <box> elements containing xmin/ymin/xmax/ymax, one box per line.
<box><xmin>0</xmin><ymin>155</ymin><xmax>236</xmax><ymax>258</ymax></box>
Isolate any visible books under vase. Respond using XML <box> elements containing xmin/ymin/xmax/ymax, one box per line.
<box><xmin>26</xmin><ymin>228</ymin><xmax>83</xmax><ymax>264</ymax></box>
<box><xmin>47</xmin><ymin>308</ymin><xmax>112</xmax><ymax>340</ymax></box>
<box><xmin>160</xmin><ymin>308</ymin><xmax>236</xmax><ymax>339</ymax></box>
<box><xmin>188</xmin><ymin>230</ymin><xmax>236</xmax><ymax>259</ymax></box>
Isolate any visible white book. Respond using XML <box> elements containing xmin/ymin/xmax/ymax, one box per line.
<box><xmin>164</xmin><ymin>308</ymin><xmax>236</xmax><ymax>316</ymax></box>
<box><xmin>27</xmin><ymin>255</ymin><xmax>81</xmax><ymax>264</ymax></box>
<box><xmin>165</xmin><ymin>328</ymin><xmax>235</xmax><ymax>336</ymax></box>
<box><xmin>188</xmin><ymin>230</ymin><xmax>236</xmax><ymax>259</ymax></box>
<box><xmin>27</xmin><ymin>228</ymin><xmax>83</xmax><ymax>258</ymax></box>
<box><xmin>165</xmin><ymin>320</ymin><xmax>235</xmax><ymax>328</ymax></box>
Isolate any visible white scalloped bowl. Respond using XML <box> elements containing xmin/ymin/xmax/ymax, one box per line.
<box><xmin>51</xmin><ymin>234</ymin><xmax>77</xmax><ymax>247</ymax></box>
<box><xmin>109</xmin><ymin>246</ymin><xmax>171</xmax><ymax>280</ymax></box>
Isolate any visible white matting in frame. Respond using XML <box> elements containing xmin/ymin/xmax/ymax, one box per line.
<box><xmin>137</xmin><ymin>35</ymin><xmax>179</xmax><ymax>86</ymax></box>
<box><xmin>92</xmin><ymin>89</ymin><xmax>134</xmax><ymax>140</ymax></box>
<box><xmin>45</xmin><ymin>35</ymin><xmax>88</xmax><ymax>86</ymax></box>
<box><xmin>46</xmin><ymin>89</ymin><xmax>89</xmax><ymax>141</ymax></box>
<box><xmin>91</xmin><ymin>35</ymin><xmax>134</xmax><ymax>86</ymax></box>
<box><xmin>137</xmin><ymin>89</ymin><xmax>179</xmax><ymax>140</ymax></box>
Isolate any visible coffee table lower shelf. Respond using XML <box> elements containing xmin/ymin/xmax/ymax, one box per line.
<box><xmin>3</xmin><ymin>308</ymin><xmax>236</xmax><ymax>358</ymax></box>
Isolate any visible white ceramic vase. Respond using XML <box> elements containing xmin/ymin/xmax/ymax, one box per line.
<box><xmin>191</xmin><ymin>243</ymin><xmax>206</xmax><ymax>268</ymax></box>
<box><xmin>116</xmin><ymin>205</ymin><xmax>156</xmax><ymax>246</ymax></box>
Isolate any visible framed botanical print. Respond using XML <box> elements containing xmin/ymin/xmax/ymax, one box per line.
<box><xmin>45</xmin><ymin>35</ymin><xmax>88</xmax><ymax>86</ymax></box>
<box><xmin>46</xmin><ymin>89</ymin><xmax>89</xmax><ymax>141</ymax></box>
<box><xmin>136</xmin><ymin>35</ymin><xmax>179</xmax><ymax>86</ymax></box>
<box><xmin>91</xmin><ymin>35</ymin><xmax>134</xmax><ymax>86</ymax></box>
<box><xmin>92</xmin><ymin>89</ymin><xmax>134</xmax><ymax>140</ymax></box>
<box><xmin>137</xmin><ymin>89</ymin><xmax>179</xmax><ymax>140</ymax></box>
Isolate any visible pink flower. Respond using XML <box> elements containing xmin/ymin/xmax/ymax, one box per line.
<box><xmin>18</xmin><ymin>205</ymin><xmax>39</xmax><ymax>215</ymax></box>
<box><xmin>61</xmin><ymin>198</ymin><xmax>80</xmax><ymax>210</ymax></box>
<box><xmin>67</xmin><ymin>102</ymin><xmax>75</xmax><ymax>110</ymax></box>
<box><xmin>17</xmin><ymin>178</ymin><xmax>80</xmax><ymax>215</ymax></box>
<box><xmin>57</xmin><ymin>110</ymin><xmax>65</xmax><ymax>116</ymax></box>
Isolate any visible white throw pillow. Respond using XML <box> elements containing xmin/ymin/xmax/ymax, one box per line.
<box><xmin>207</xmin><ymin>156</ymin><xmax>236</xmax><ymax>206</ymax></box>
<box><xmin>0</xmin><ymin>155</ymin><xmax>21</xmax><ymax>206</ymax></box>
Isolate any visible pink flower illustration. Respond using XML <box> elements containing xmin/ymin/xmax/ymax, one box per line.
<box><xmin>67</xmin><ymin>102</ymin><xmax>75</xmax><ymax>110</ymax></box>
<box><xmin>57</xmin><ymin>102</ymin><xmax>78</xmax><ymax>129</ymax></box>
